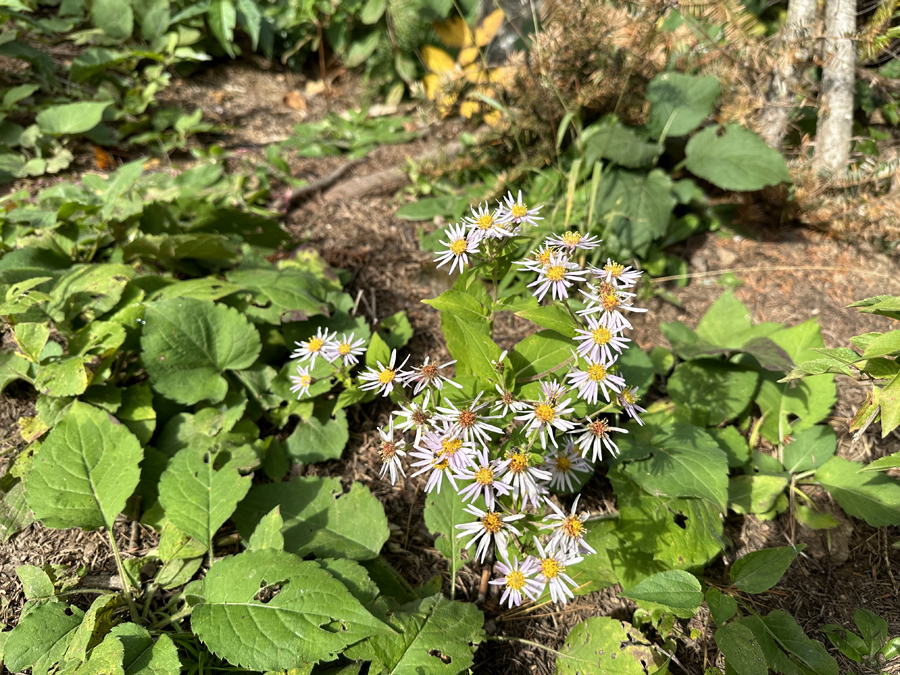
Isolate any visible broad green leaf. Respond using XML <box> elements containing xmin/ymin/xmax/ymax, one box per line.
<box><xmin>0</xmin><ymin>351</ymin><xmax>31</xmax><ymax>392</ymax></box>
<box><xmin>13</xmin><ymin>322</ymin><xmax>49</xmax><ymax>363</ymax></box>
<box><xmin>705</xmin><ymin>587</ymin><xmax>737</xmax><ymax>624</ymax></box>
<box><xmin>595</xmin><ymin>168</ymin><xmax>675</xmax><ymax>258</ymax></box>
<box><xmin>368</xmin><ymin>594</ymin><xmax>483</xmax><ymax>675</ymax></box>
<box><xmin>460</xmin><ymin>319</ymin><xmax>502</xmax><ymax>385</ymax></box>
<box><xmin>861</xmin><ymin>330</ymin><xmax>900</xmax><ymax>358</ymax></box>
<box><xmin>208</xmin><ymin>0</ymin><xmax>237</xmax><ymax>55</ymax></box>
<box><xmin>317</xmin><ymin>558</ymin><xmax>381</xmax><ymax>612</ymax></box>
<box><xmin>234</xmin><ymin>476</ymin><xmax>389</xmax><ymax>560</ymax></box>
<box><xmin>16</xmin><ymin>564</ymin><xmax>55</xmax><ymax>600</ymax></box>
<box><xmin>36</xmin><ymin>102</ymin><xmax>111</xmax><ymax>135</ymax></box>
<box><xmin>708</xmin><ymin>426</ymin><xmax>750</xmax><ymax>468</ymax></box>
<box><xmin>66</xmin><ymin>593</ymin><xmax>119</xmax><ymax>662</ymax></box>
<box><xmin>685</xmin><ymin>124</ymin><xmax>791</xmax><ymax>191</ymax></box>
<box><xmin>25</xmin><ymin>401</ymin><xmax>142</xmax><ymax>530</ymax></box>
<box><xmin>108</xmin><ymin>623</ymin><xmax>181</xmax><ymax>675</ymax></box>
<box><xmin>118</xmin><ymin>384</ymin><xmax>156</xmax><ymax>445</ymax></box>
<box><xmin>782</xmin><ymin>424</ymin><xmax>836</xmax><ymax>473</ymax></box>
<box><xmin>815</xmin><ymin>456</ymin><xmax>900</xmax><ymax>526</ymax></box>
<box><xmin>619</xmin><ymin>424</ymin><xmax>728</xmax><ymax>510</ymax></box>
<box><xmin>557</xmin><ymin>617</ymin><xmax>663</xmax><ymax>675</ymax></box>
<box><xmin>620</xmin><ymin>569</ymin><xmax>702</xmax><ymax>611</ymax></box>
<box><xmin>68</xmin><ymin>321</ymin><xmax>126</xmax><ymax>358</ymax></box>
<box><xmin>424</xmin><ymin>488</ymin><xmax>472</xmax><ymax>587</ymax></box>
<box><xmin>728</xmin><ymin>475</ymin><xmax>788</xmax><ymax>514</ymax></box>
<box><xmin>225</xmin><ymin>268</ymin><xmax>328</xmax><ymax>324</ymax></box>
<box><xmin>158</xmin><ymin>445</ymin><xmax>253</xmax><ymax>551</ymax></box>
<box><xmin>343</xmin><ymin>31</ymin><xmax>381</xmax><ymax>68</ymax></box>
<box><xmin>3</xmin><ymin>602</ymin><xmax>84</xmax><ymax>673</ymax></box>
<box><xmin>615</xmin><ymin>344</ymin><xmax>655</xmax><ymax>395</ymax></box>
<box><xmin>730</xmin><ymin>545</ymin><xmax>804</xmax><ymax>594</ymax></box>
<box><xmin>141</xmin><ymin>298</ymin><xmax>261</xmax><ymax>405</ymax></box>
<box><xmin>695</xmin><ymin>292</ymin><xmax>781</xmax><ymax>349</ymax></box>
<box><xmin>514</xmin><ymin>303</ymin><xmax>578</xmax><ymax>338</ymax></box>
<box><xmin>284</xmin><ymin>409</ymin><xmax>349</xmax><ymax>463</ymax></box>
<box><xmin>74</xmin><ymin>633</ymin><xmax>124</xmax><ymax>675</ymax></box>
<box><xmin>646</xmin><ymin>72</ymin><xmax>720</xmax><ymax>138</ymax></box>
<box><xmin>135</xmin><ymin>0</ymin><xmax>171</xmax><ymax>40</ymax></box>
<box><xmin>422</xmin><ymin>289</ymin><xmax>488</xmax><ymax>324</ymax></box>
<box><xmin>715</xmin><ymin>622</ymin><xmax>767</xmax><ymax>675</ymax></box>
<box><xmin>861</xmin><ymin>451</ymin><xmax>900</xmax><ymax>472</ymax></box>
<box><xmin>47</xmin><ymin>263</ymin><xmax>135</xmax><ymax>328</ymax></box>
<box><xmin>378</xmin><ymin>310</ymin><xmax>414</xmax><ymax>350</ymax></box>
<box><xmin>762</xmin><ymin>610</ymin><xmax>839</xmax><ymax>675</ymax></box>
<box><xmin>0</xmin><ymin>480</ymin><xmax>34</xmax><ymax>542</ymax></box>
<box><xmin>151</xmin><ymin>278</ymin><xmax>242</xmax><ymax>302</ymax></box>
<box><xmin>157</xmin><ymin>521</ymin><xmax>207</xmax><ymax>562</ymax></box>
<box><xmin>880</xmin><ymin>373</ymin><xmax>900</xmax><ymax>437</ymax></box>
<box><xmin>360</xmin><ymin>0</ymin><xmax>386</xmax><ymax>23</ymax></box>
<box><xmin>248</xmin><ymin>506</ymin><xmax>284</xmax><ymax>551</ymax></box>
<box><xmin>567</xmin><ymin>520</ymin><xmax>618</xmax><ymax>594</ymax></box>
<box><xmin>92</xmin><ymin>0</ymin><xmax>133</xmax><ymax>37</ymax></box>
<box><xmin>584</xmin><ymin>118</ymin><xmax>661</xmax><ymax>169</ymax></box>
<box><xmin>192</xmin><ymin>550</ymin><xmax>392</xmax><ymax>671</ymax></box>
<box><xmin>510</xmin><ymin>329</ymin><xmax>572</xmax><ymax>382</ymax></box>
<box><xmin>794</xmin><ymin>503</ymin><xmax>840</xmax><ymax>529</ymax></box>
<box><xmin>235</xmin><ymin>0</ymin><xmax>260</xmax><ymax>48</ymax></box>
<box><xmin>33</xmin><ymin>357</ymin><xmax>90</xmax><ymax>397</ymax></box>
<box><xmin>667</xmin><ymin>359</ymin><xmax>758</xmax><ymax>426</ymax></box>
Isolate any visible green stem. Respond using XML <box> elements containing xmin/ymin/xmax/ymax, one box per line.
<box><xmin>149</xmin><ymin>605</ymin><xmax>194</xmax><ymax>631</ymax></box>
<box><xmin>106</xmin><ymin>527</ymin><xmax>140</xmax><ymax>623</ymax></box>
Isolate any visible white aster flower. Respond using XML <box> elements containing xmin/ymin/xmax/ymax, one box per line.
<box><xmin>545</xmin><ymin>231</ymin><xmax>602</xmax><ymax>252</ymax></box>
<box><xmin>540</xmin><ymin>495</ymin><xmax>596</xmax><ymax>555</ymax></box>
<box><xmin>617</xmin><ymin>386</ymin><xmax>647</xmax><ymax>426</ymax></box>
<box><xmin>435</xmin><ymin>392</ymin><xmax>503</xmax><ymax>447</ymax></box>
<box><xmin>416</xmin><ymin>425</ymin><xmax>476</xmax><ymax>471</ymax></box>
<box><xmin>569</xmin><ymin>417</ymin><xmax>627</xmax><ymax>462</ymax></box>
<box><xmin>527</xmin><ymin>252</ymin><xmax>587</xmax><ymax>303</ymax></box>
<box><xmin>531</xmin><ymin>536</ymin><xmax>583</xmax><ymax>605</ymax></box>
<box><xmin>464</xmin><ymin>202</ymin><xmax>509</xmax><ymax>241</ymax></box>
<box><xmin>377</xmin><ymin>419</ymin><xmax>407</xmax><ymax>485</ymax></box>
<box><xmin>573</xmin><ymin>316</ymin><xmax>631</xmax><ymax>365</ymax></box>
<box><xmin>359</xmin><ymin>349</ymin><xmax>410</xmax><ymax>397</ymax></box>
<box><xmin>566</xmin><ymin>357</ymin><xmax>626</xmax><ymax>405</ymax></box>
<box><xmin>497</xmin><ymin>190</ymin><xmax>543</xmax><ymax>227</ymax></box>
<box><xmin>455</xmin><ymin>504</ymin><xmax>525</xmax><ymax>563</ymax></box>
<box><xmin>435</xmin><ymin>223</ymin><xmax>479</xmax><ymax>275</ymax></box>
<box><xmin>393</xmin><ymin>391</ymin><xmax>433</xmax><ymax>445</ymax></box>
<box><xmin>290</xmin><ymin>326</ymin><xmax>336</xmax><ymax>366</ymax></box>
<box><xmin>542</xmin><ymin>441</ymin><xmax>592</xmax><ymax>493</ymax></box>
<box><xmin>496</xmin><ymin>448</ymin><xmax>552</xmax><ymax>509</ymax></box>
<box><xmin>578</xmin><ymin>284</ymin><xmax>647</xmax><ymax>330</ymax></box>
<box><xmin>514</xmin><ymin>395</ymin><xmax>576</xmax><ymax>449</ymax></box>
<box><xmin>539</xmin><ymin>380</ymin><xmax>568</xmax><ymax>403</ymax></box>
<box><xmin>322</xmin><ymin>332</ymin><xmax>366</xmax><ymax>367</ymax></box>
<box><xmin>514</xmin><ymin>245</ymin><xmax>556</xmax><ymax>274</ymax></box>
<box><xmin>598</xmin><ymin>258</ymin><xmax>642</xmax><ymax>288</ymax></box>
<box><xmin>493</xmin><ymin>384</ymin><xmax>525</xmax><ymax>417</ymax></box>
<box><xmin>489</xmin><ymin>552</ymin><xmax>543</xmax><ymax>608</ymax></box>
<box><xmin>454</xmin><ymin>447</ymin><xmax>511</xmax><ymax>510</ymax></box>
<box><xmin>289</xmin><ymin>364</ymin><xmax>313</xmax><ymax>399</ymax></box>
<box><xmin>402</xmin><ymin>356</ymin><xmax>462</xmax><ymax>395</ymax></box>
<box><xmin>409</xmin><ymin>445</ymin><xmax>458</xmax><ymax>494</ymax></box>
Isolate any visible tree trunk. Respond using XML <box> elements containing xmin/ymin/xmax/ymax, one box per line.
<box><xmin>814</xmin><ymin>0</ymin><xmax>857</xmax><ymax>174</ymax></box>
<box><xmin>758</xmin><ymin>0</ymin><xmax>819</xmax><ymax>150</ymax></box>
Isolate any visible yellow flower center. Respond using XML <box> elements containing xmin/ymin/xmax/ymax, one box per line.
<box><xmin>623</xmin><ymin>389</ymin><xmax>637</xmax><ymax>405</ymax></box>
<box><xmin>587</xmin><ymin>364</ymin><xmax>607</xmax><ymax>382</ymax></box>
<box><xmin>338</xmin><ymin>343</ymin><xmax>352</xmax><ymax>355</ymax></box>
<box><xmin>476</xmin><ymin>213</ymin><xmax>494</xmax><ymax>229</ymax></box>
<box><xmin>605</xmin><ymin>261</ymin><xmax>626</xmax><ymax>277</ymax></box>
<box><xmin>508</xmin><ymin>452</ymin><xmax>529</xmax><ymax>474</ymax></box>
<box><xmin>546</xmin><ymin>265</ymin><xmax>566</xmax><ymax>282</ymax></box>
<box><xmin>535</xmin><ymin>403</ymin><xmax>555</xmax><ymax>423</ymax></box>
<box><xmin>602</xmin><ymin>294</ymin><xmax>621</xmax><ymax>312</ymax></box>
<box><xmin>300</xmin><ymin>375</ymin><xmax>312</xmax><ymax>387</ymax></box>
<box><xmin>541</xmin><ymin>557</ymin><xmax>561</xmax><ymax>579</ymax></box>
<box><xmin>592</xmin><ymin>326</ymin><xmax>612</xmax><ymax>346</ymax></box>
<box><xmin>307</xmin><ymin>337</ymin><xmax>324</xmax><ymax>352</ymax></box>
<box><xmin>450</xmin><ymin>238</ymin><xmax>468</xmax><ymax>255</ymax></box>
<box><xmin>561</xmin><ymin>231</ymin><xmax>582</xmax><ymax>246</ymax></box>
<box><xmin>555</xmin><ymin>454</ymin><xmax>571</xmax><ymax>473</ymax></box>
<box><xmin>506</xmin><ymin>569</ymin><xmax>526</xmax><ymax>591</ymax></box>
<box><xmin>537</xmin><ymin>248</ymin><xmax>553</xmax><ymax>265</ymax></box>
<box><xmin>474</xmin><ymin>466</ymin><xmax>494</xmax><ymax>485</ymax></box>
<box><xmin>511</xmin><ymin>204</ymin><xmax>528</xmax><ymax>218</ymax></box>
<box><xmin>562</xmin><ymin>515</ymin><xmax>584</xmax><ymax>539</ymax></box>
<box><xmin>378</xmin><ymin>369</ymin><xmax>395</xmax><ymax>385</ymax></box>
<box><xmin>433</xmin><ymin>458</ymin><xmax>450</xmax><ymax>471</ymax></box>
<box><xmin>481</xmin><ymin>512</ymin><xmax>502</xmax><ymax>533</ymax></box>
<box><xmin>441</xmin><ymin>438</ymin><xmax>463</xmax><ymax>456</ymax></box>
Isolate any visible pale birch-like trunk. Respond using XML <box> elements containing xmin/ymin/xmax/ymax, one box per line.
<box><xmin>758</xmin><ymin>0</ymin><xmax>819</xmax><ymax>150</ymax></box>
<box><xmin>814</xmin><ymin>0</ymin><xmax>857</xmax><ymax>174</ymax></box>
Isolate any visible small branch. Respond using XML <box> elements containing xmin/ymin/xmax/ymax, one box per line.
<box><xmin>275</xmin><ymin>158</ymin><xmax>366</xmax><ymax>212</ymax></box>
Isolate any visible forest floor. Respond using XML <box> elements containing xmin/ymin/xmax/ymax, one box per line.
<box><xmin>2</xmin><ymin>61</ymin><xmax>900</xmax><ymax>674</ymax></box>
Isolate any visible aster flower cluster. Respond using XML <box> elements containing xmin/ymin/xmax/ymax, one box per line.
<box><xmin>289</xmin><ymin>328</ymin><xmax>368</xmax><ymax>397</ymax></box>
<box><xmin>368</xmin><ymin>193</ymin><xmax>651</xmax><ymax>609</ymax></box>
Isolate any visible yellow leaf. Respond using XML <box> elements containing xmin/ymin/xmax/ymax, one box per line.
<box><xmin>433</xmin><ymin>16</ymin><xmax>474</xmax><ymax>48</ymax></box>
<box><xmin>460</xmin><ymin>100</ymin><xmax>481</xmax><ymax>118</ymax></box>
<box><xmin>464</xmin><ymin>63</ymin><xmax>490</xmax><ymax>84</ymax></box>
<box><xmin>484</xmin><ymin>110</ymin><xmax>504</xmax><ymax>127</ymax></box>
<box><xmin>474</xmin><ymin>9</ymin><xmax>505</xmax><ymax>47</ymax></box>
<box><xmin>488</xmin><ymin>67</ymin><xmax>510</xmax><ymax>85</ymax></box>
<box><xmin>421</xmin><ymin>45</ymin><xmax>456</xmax><ymax>75</ymax></box>
<box><xmin>422</xmin><ymin>73</ymin><xmax>441</xmax><ymax>100</ymax></box>
<box><xmin>458</xmin><ymin>46</ymin><xmax>480</xmax><ymax>67</ymax></box>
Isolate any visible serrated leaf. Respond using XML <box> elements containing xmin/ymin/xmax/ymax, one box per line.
<box><xmin>25</xmin><ymin>401</ymin><xmax>142</xmax><ymax>530</ymax></box>
<box><xmin>192</xmin><ymin>550</ymin><xmax>392</xmax><ymax>671</ymax></box>
<box><xmin>226</xmin><ymin>268</ymin><xmax>328</xmax><ymax>324</ymax></box>
<box><xmin>620</xmin><ymin>569</ymin><xmax>702</xmax><ymax>611</ymax></box>
<box><xmin>685</xmin><ymin>124</ymin><xmax>791</xmax><ymax>191</ymax></box>
<box><xmin>459</xmin><ymin>319</ymin><xmax>502</xmax><ymax>385</ymax></box>
<box><xmin>248</xmin><ymin>506</ymin><xmax>284</xmax><ymax>551</ymax></box>
<box><xmin>715</xmin><ymin>622</ymin><xmax>767</xmax><ymax>675</ymax></box>
<box><xmin>815</xmin><ymin>456</ymin><xmax>900</xmax><ymax>526</ymax></box>
<box><xmin>67</xmin><ymin>594</ymin><xmax>120</xmax><ymax>663</ymax></box>
<box><xmin>158</xmin><ymin>445</ymin><xmax>253</xmax><ymax>551</ymax></box>
<box><xmin>142</xmin><ymin>298</ymin><xmax>261</xmax><ymax>405</ymax></box>
<box><xmin>3</xmin><ymin>602</ymin><xmax>84</xmax><ymax>672</ymax></box>
<box><xmin>422</xmin><ymin>289</ymin><xmax>488</xmax><ymax>324</ymax></box>
<box><xmin>107</xmin><ymin>623</ymin><xmax>180</xmax><ymax>675</ymax></box>
<box><xmin>557</xmin><ymin>617</ymin><xmax>662</xmax><ymax>675</ymax></box>
<box><xmin>33</xmin><ymin>356</ymin><xmax>90</xmax><ymax>398</ymax></box>
<box><xmin>730</xmin><ymin>545</ymin><xmax>803</xmax><ymax>594</ymax></box>
<box><xmin>284</xmin><ymin>409</ymin><xmax>349</xmax><ymax>463</ymax></box>
<box><xmin>14</xmin><ymin>322</ymin><xmax>49</xmax><ymax>363</ymax></box>
<box><xmin>36</xmin><ymin>102</ymin><xmax>111</xmax><ymax>135</ymax></box>
<box><xmin>233</xmin><ymin>476</ymin><xmax>389</xmax><ymax>560</ymax></box>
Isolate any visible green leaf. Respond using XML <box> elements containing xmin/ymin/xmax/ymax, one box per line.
<box><xmin>16</xmin><ymin>564</ymin><xmax>55</xmax><ymax>600</ymax></box>
<box><xmin>861</xmin><ymin>330</ymin><xmax>900</xmax><ymax>358</ymax></box>
<box><xmin>368</xmin><ymin>594</ymin><xmax>483</xmax><ymax>675</ymax></box>
<box><xmin>248</xmin><ymin>506</ymin><xmax>285</xmax><ymax>551</ymax></box>
<box><xmin>708</xmin><ymin>426</ymin><xmax>750</xmax><ymax>468</ymax></box>
<box><xmin>158</xmin><ymin>445</ymin><xmax>253</xmax><ymax>551</ymax></box>
<box><xmin>761</xmin><ymin>610</ymin><xmax>839</xmax><ymax>674</ymax></box>
<box><xmin>378</xmin><ymin>310</ymin><xmax>413</xmax><ymax>350</ymax></box>
<box><xmin>235</xmin><ymin>0</ymin><xmax>260</xmax><ymax>48</ymax></box>
<box><xmin>25</xmin><ymin>401</ymin><xmax>142</xmax><ymax>530</ymax></box>
<box><xmin>208</xmin><ymin>0</ymin><xmax>237</xmax><ymax>55</ymax></box>
<box><xmin>65</xmin><ymin>586</ymin><xmax>119</xmax><ymax>663</ymax></box>
<box><xmin>13</xmin><ymin>322</ymin><xmax>49</xmax><ymax>363</ymax></box>
<box><xmin>151</xmin><ymin>278</ymin><xmax>242</xmax><ymax>302</ymax></box>
<box><xmin>646</xmin><ymin>72</ymin><xmax>720</xmax><ymax>138</ymax></box>
<box><xmin>794</xmin><ymin>503</ymin><xmax>840</xmax><ymax>529</ymax></box>
<box><xmin>715</xmin><ymin>622</ymin><xmax>767</xmax><ymax>675</ymax></box>
<box><xmin>782</xmin><ymin>424</ymin><xmax>836</xmax><ymax>473</ymax></box>
<box><xmin>684</xmin><ymin>124</ymin><xmax>791</xmax><ymax>191</ymax></box>
<box><xmin>815</xmin><ymin>456</ymin><xmax>900</xmax><ymax>526</ymax></box>
<box><xmin>584</xmin><ymin>118</ymin><xmax>661</xmax><ymax>169</ymax></box>
<box><xmin>360</xmin><ymin>0</ymin><xmax>386</xmax><ymax>23</ymax></box>
<box><xmin>728</xmin><ymin>475</ymin><xmax>788</xmax><ymax>514</ymax></box>
<box><xmin>422</xmin><ymin>289</ymin><xmax>488</xmax><ymax>324</ymax></box>
<box><xmin>424</xmin><ymin>488</ymin><xmax>472</xmax><ymax>586</ymax></box>
<box><xmin>36</xmin><ymin>102</ymin><xmax>111</xmax><ymax>135</ymax></box>
<box><xmin>192</xmin><ymin>550</ymin><xmax>392</xmax><ymax>671</ymax></box>
<box><xmin>33</xmin><ymin>357</ymin><xmax>90</xmax><ymax>398</ymax></box>
<box><xmin>730</xmin><ymin>545</ymin><xmax>804</xmax><ymax>594</ymax></box>
<box><xmin>225</xmin><ymin>268</ymin><xmax>328</xmax><ymax>324</ymax></box>
<box><xmin>141</xmin><ymin>298</ymin><xmax>261</xmax><ymax>405</ymax></box>
<box><xmin>705</xmin><ymin>587</ymin><xmax>737</xmax><ymax>624</ymax></box>
<box><xmin>135</xmin><ymin>0</ymin><xmax>170</xmax><ymax>40</ymax></box>
<box><xmin>510</xmin><ymin>329</ymin><xmax>572</xmax><ymax>382</ymax></box>
<box><xmin>620</xmin><ymin>424</ymin><xmax>729</xmax><ymax>510</ymax></box>
<box><xmin>92</xmin><ymin>0</ymin><xmax>133</xmax><ymax>38</ymax></box>
<box><xmin>233</xmin><ymin>476</ymin><xmax>389</xmax><ymax>560</ymax></box>
<box><xmin>514</xmin><ymin>304</ymin><xmax>579</xmax><ymax>338</ymax></box>
<box><xmin>343</xmin><ymin>31</ymin><xmax>381</xmax><ymax>68</ymax></box>
<box><xmin>108</xmin><ymin>623</ymin><xmax>181</xmax><ymax>675</ymax></box>
<box><xmin>667</xmin><ymin>359</ymin><xmax>759</xmax><ymax>426</ymax></box>
<box><xmin>595</xmin><ymin>168</ymin><xmax>675</xmax><ymax>258</ymax></box>
<box><xmin>620</xmin><ymin>569</ymin><xmax>702</xmax><ymax>611</ymax></box>
<box><xmin>879</xmin><ymin>373</ymin><xmax>900</xmax><ymax>437</ymax></box>
<box><xmin>557</xmin><ymin>617</ymin><xmax>663</xmax><ymax>675</ymax></box>
<box><xmin>48</xmin><ymin>263</ymin><xmax>135</xmax><ymax>328</ymax></box>
<box><xmin>118</xmin><ymin>384</ymin><xmax>156</xmax><ymax>445</ymax></box>
<box><xmin>861</xmin><ymin>451</ymin><xmax>900</xmax><ymax>472</ymax></box>
<box><xmin>460</xmin><ymin>319</ymin><xmax>502</xmax><ymax>385</ymax></box>
<box><xmin>285</xmin><ymin>409</ymin><xmax>349</xmax><ymax>464</ymax></box>
<box><xmin>157</xmin><ymin>522</ymin><xmax>207</xmax><ymax>562</ymax></box>
<box><xmin>3</xmin><ymin>602</ymin><xmax>84</xmax><ymax>673</ymax></box>
<box><xmin>0</xmin><ymin>480</ymin><xmax>34</xmax><ymax>542</ymax></box>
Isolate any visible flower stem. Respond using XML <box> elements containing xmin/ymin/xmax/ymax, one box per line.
<box><xmin>106</xmin><ymin>526</ymin><xmax>140</xmax><ymax>623</ymax></box>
